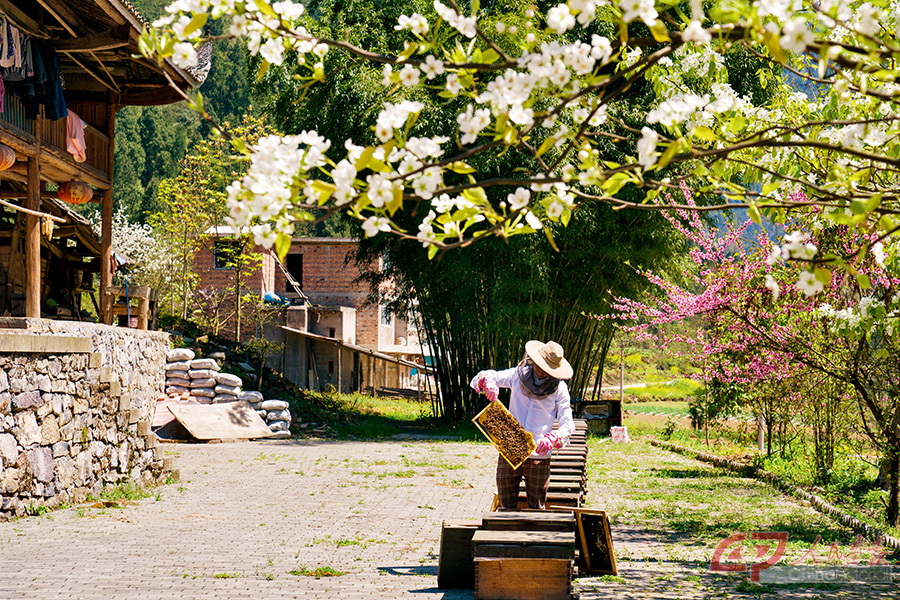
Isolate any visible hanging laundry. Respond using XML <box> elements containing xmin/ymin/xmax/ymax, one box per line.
<box><xmin>66</xmin><ymin>111</ymin><xmax>86</xmax><ymax>162</ymax></box>
<box><xmin>0</xmin><ymin>16</ymin><xmax>13</xmax><ymax>69</ymax></box>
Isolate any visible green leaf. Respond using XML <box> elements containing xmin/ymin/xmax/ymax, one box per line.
<box><xmin>181</xmin><ymin>13</ymin><xmax>209</xmax><ymax>38</ymax></box>
<box><xmin>649</xmin><ymin>21</ymin><xmax>670</xmax><ymax>42</ymax></box>
<box><xmin>275</xmin><ymin>233</ymin><xmax>291</xmax><ymax>261</ymax></box>
<box><xmin>544</xmin><ymin>227</ymin><xmax>560</xmax><ymax>252</ymax></box>
<box><xmin>385</xmin><ymin>185</ymin><xmax>404</xmax><ymax>215</ymax></box>
<box><xmin>692</xmin><ymin>126</ymin><xmax>716</xmax><ymax>142</ymax></box>
<box><xmin>747</xmin><ymin>203</ymin><xmax>762</xmax><ymax>225</ymax></box>
<box><xmin>447</xmin><ymin>161</ymin><xmax>476</xmax><ymax>174</ymax></box>
<box><xmin>536</xmin><ymin>136</ymin><xmax>556</xmax><ymax>157</ymax></box>
<box><xmin>427</xmin><ymin>244</ymin><xmax>439</xmax><ymax>259</ymax></box>
<box><xmin>312</xmin><ymin>180</ymin><xmax>336</xmax><ymax>205</ymax></box>
<box><xmin>656</xmin><ymin>139</ymin><xmax>682</xmax><ymax>169</ymax></box>
<box><xmin>355</xmin><ymin>147</ymin><xmax>375</xmax><ymax>171</ymax></box>
<box><xmin>857</xmin><ymin>273</ymin><xmax>872</xmax><ymax>289</ymax></box>
<box><xmin>814</xmin><ymin>268</ymin><xmax>831</xmax><ymax>285</ymax></box>
<box><xmin>602</xmin><ymin>172</ymin><xmax>631</xmax><ymax>197</ymax></box>
<box><xmin>480</xmin><ymin>49</ymin><xmax>500</xmax><ymax>64</ymax></box>
<box><xmin>398</xmin><ymin>42</ymin><xmax>418</xmax><ymax>62</ymax></box>
<box><xmin>461</xmin><ymin>187</ymin><xmax>488</xmax><ymax>205</ymax></box>
<box><xmin>850</xmin><ymin>194</ymin><xmax>882</xmax><ymax>215</ymax></box>
<box><xmin>761</xmin><ymin>182</ymin><xmax>780</xmax><ymax>196</ymax></box>
<box><xmin>253</xmin><ymin>0</ymin><xmax>278</xmax><ymax>18</ymax></box>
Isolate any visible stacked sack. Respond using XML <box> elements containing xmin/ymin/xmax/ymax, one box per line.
<box><xmin>239</xmin><ymin>391</ymin><xmax>292</xmax><ymax>439</ymax></box>
<box><xmin>164</xmin><ymin>349</ymin><xmax>245</xmax><ymax>404</ymax></box>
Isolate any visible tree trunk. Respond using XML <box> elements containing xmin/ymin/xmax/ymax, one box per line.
<box><xmin>886</xmin><ymin>451</ymin><xmax>900</xmax><ymax>528</ymax></box>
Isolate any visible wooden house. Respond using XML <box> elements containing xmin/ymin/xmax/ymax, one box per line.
<box><xmin>0</xmin><ymin>0</ymin><xmax>206</xmax><ymax>323</ymax></box>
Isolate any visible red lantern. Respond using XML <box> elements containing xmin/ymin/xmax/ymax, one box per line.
<box><xmin>58</xmin><ymin>180</ymin><xmax>93</xmax><ymax>204</ymax></box>
<box><xmin>0</xmin><ymin>144</ymin><xmax>15</xmax><ymax>171</ymax></box>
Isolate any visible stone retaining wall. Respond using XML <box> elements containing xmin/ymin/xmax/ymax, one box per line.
<box><xmin>0</xmin><ymin>318</ymin><xmax>171</xmax><ymax>520</ymax></box>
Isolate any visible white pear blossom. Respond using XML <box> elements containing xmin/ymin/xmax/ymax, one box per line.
<box><xmin>362</xmin><ymin>216</ymin><xmax>392</xmax><ymax>237</ymax></box>
<box><xmin>682</xmin><ymin>20</ymin><xmax>711</xmax><ymax>44</ymax></box>
<box><xmin>399</xmin><ymin>64</ymin><xmax>421</xmax><ymax>87</ymax></box>
<box><xmin>637</xmin><ymin>127</ymin><xmax>659</xmax><ymax>169</ymax></box>
<box><xmin>765</xmin><ymin>274</ymin><xmax>781</xmax><ymax>300</ymax></box>
<box><xmin>457</xmin><ymin>105</ymin><xmax>491</xmax><ymax>144</ymax></box>
<box><xmin>420</xmin><ymin>55</ymin><xmax>445</xmax><ymax>80</ymax></box>
<box><xmin>171</xmin><ymin>42</ymin><xmax>198</xmax><ymax>68</ymax></box>
<box><xmin>366</xmin><ymin>174</ymin><xmax>395</xmax><ymax>207</ymax></box>
<box><xmin>797</xmin><ymin>270</ymin><xmax>825</xmax><ymax>296</ymax></box>
<box><xmin>396</xmin><ymin>13</ymin><xmax>429</xmax><ymax>35</ymax></box>
<box><xmin>781</xmin><ymin>18</ymin><xmax>814</xmax><ymax>53</ymax></box>
<box><xmin>619</xmin><ymin>0</ymin><xmax>658</xmax><ymax>25</ymax></box>
<box><xmin>508</xmin><ymin>188</ymin><xmax>531</xmax><ymax>210</ymax></box>
<box><xmin>547</xmin><ymin>5</ymin><xmax>576</xmax><ymax>33</ymax></box>
<box><xmin>872</xmin><ymin>242</ymin><xmax>887</xmax><ymax>266</ymax></box>
<box><xmin>446</xmin><ymin>73</ymin><xmax>462</xmax><ymax>95</ymax></box>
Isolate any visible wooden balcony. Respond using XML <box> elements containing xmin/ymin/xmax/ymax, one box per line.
<box><xmin>0</xmin><ymin>94</ymin><xmax>111</xmax><ymax>186</ymax></box>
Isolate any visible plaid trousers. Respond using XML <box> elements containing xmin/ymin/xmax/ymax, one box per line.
<box><xmin>496</xmin><ymin>455</ymin><xmax>551</xmax><ymax>510</ymax></box>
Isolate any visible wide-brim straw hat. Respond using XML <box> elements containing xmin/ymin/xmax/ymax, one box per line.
<box><xmin>525</xmin><ymin>340</ymin><xmax>573</xmax><ymax>380</ymax></box>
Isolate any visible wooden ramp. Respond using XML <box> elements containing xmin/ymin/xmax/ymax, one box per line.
<box><xmin>167</xmin><ymin>401</ymin><xmax>274</xmax><ymax>440</ymax></box>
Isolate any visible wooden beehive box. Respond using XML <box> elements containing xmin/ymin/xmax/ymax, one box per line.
<box><xmin>437</xmin><ymin>520</ymin><xmax>481</xmax><ymax>589</ymax></box>
<box><xmin>474</xmin><ymin>558</ymin><xmax>573</xmax><ymax>600</ymax></box>
<box><xmin>473</xmin><ymin>402</ymin><xmax>536</xmax><ymax>469</ymax></box>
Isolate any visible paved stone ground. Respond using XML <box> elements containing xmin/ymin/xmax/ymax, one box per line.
<box><xmin>0</xmin><ymin>437</ymin><xmax>897</xmax><ymax>599</ymax></box>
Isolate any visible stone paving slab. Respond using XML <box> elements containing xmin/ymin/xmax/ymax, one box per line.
<box><xmin>0</xmin><ymin>439</ymin><xmax>494</xmax><ymax>600</ymax></box>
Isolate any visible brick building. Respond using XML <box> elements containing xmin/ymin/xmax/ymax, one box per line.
<box><xmin>193</xmin><ymin>232</ymin><xmax>427</xmax><ymax>394</ymax></box>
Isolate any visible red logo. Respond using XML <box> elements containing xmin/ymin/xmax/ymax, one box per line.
<box><xmin>710</xmin><ymin>532</ymin><xmax>789</xmax><ymax>581</ymax></box>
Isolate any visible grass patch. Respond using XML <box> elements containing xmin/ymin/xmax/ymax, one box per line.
<box><xmin>212</xmin><ymin>572</ymin><xmax>240</xmax><ymax>579</ymax></box>
<box><xmin>627</xmin><ymin>379</ymin><xmax>705</xmax><ymax>399</ymax></box>
<box><xmin>100</xmin><ymin>482</ymin><xmax>155</xmax><ymax>502</ymax></box>
<box><xmin>288</xmin><ymin>566</ymin><xmax>346</xmax><ymax>578</ymax></box>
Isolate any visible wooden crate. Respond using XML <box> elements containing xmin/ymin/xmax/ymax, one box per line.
<box><xmin>437</xmin><ymin>520</ymin><xmax>481</xmax><ymax>589</ymax></box>
<box><xmin>475</xmin><ymin>558</ymin><xmax>572</xmax><ymax>600</ymax></box>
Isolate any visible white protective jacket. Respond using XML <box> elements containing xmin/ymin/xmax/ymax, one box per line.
<box><xmin>471</xmin><ymin>367</ymin><xmax>575</xmax><ymax>458</ymax></box>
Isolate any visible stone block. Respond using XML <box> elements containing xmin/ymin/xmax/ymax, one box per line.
<box><xmin>1</xmin><ymin>496</ymin><xmax>19</xmax><ymax>511</ymax></box>
<box><xmin>0</xmin><ymin>392</ymin><xmax>9</xmax><ymax>415</ymax></box>
<box><xmin>48</xmin><ymin>358</ymin><xmax>62</xmax><ymax>377</ymax></box>
<box><xmin>12</xmin><ymin>390</ymin><xmax>42</xmax><ymax>411</ymax></box>
<box><xmin>99</xmin><ymin>366</ymin><xmax>113</xmax><ymax>383</ymax></box>
<box><xmin>0</xmin><ymin>433</ymin><xmax>17</xmax><ymax>463</ymax></box>
<box><xmin>51</xmin><ymin>441</ymin><xmax>69</xmax><ymax>458</ymax></box>
<box><xmin>88</xmin><ymin>353</ymin><xmax>102</xmax><ymax>368</ymax></box>
<box><xmin>15</xmin><ymin>412</ymin><xmax>40</xmax><ymax>446</ymax></box>
<box><xmin>50</xmin><ymin>379</ymin><xmax>68</xmax><ymax>393</ymax></box>
<box><xmin>73</xmin><ymin>397</ymin><xmax>88</xmax><ymax>415</ymax></box>
<box><xmin>40</xmin><ymin>415</ymin><xmax>61</xmax><ymax>445</ymax></box>
<box><xmin>0</xmin><ymin>369</ymin><xmax>7</xmax><ymax>393</ymax></box>
<box><xmin>36</xmin><ymin>375</ymin><xmax>51</xmax><ymax>393</ymax></box>
<box><xmin>162</xmin><ymin>457</ymin><xmax>176</xmax><ymax>472</ymax></box>
<box><xmin>129</xmin><ymin>409</ymin><xmax>141</xmax><ymax>424</ymax></box>
<box><xmin>143</xmin><ymin>434</ymin><xmax>157</xmax><ymax>449</ymax></box>
<box><xmin>0</xmin><ymin>334</ymin><xmax>91</xmax><ymax>353</ymax></box>
<box><xmin>55</xmin><ymin>456</ymin><xmax>75</xmax><ymax>489</ymax></box>
<box><xmin>137</xmin><ymin>421</ymin><xmax>151</xmax><ymax>436</ymax></box>
<box><xmin>29</xmin><ymin>447</ymin><xmax>55</xmax><ymax>483</ymax></box>
<box><xmin>108</xmin><ymin>380</ymin><xmax>122</xmax><ymax>397</ymax></box>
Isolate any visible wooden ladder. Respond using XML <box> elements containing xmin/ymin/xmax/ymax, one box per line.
<box><xmin>268</xmin><ymin>249</ymin><xmax>308</xmax><ymax>302</ymax></box>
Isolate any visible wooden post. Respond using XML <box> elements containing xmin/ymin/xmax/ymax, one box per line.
<box><xmin>24</xmin><ymin>156</ymin><xmax>40</xmax><ymax>318</ymax></box>
<box><xmin>100</xmin><ymin>98</ymin><xmax>116</xmax><ymax>324</ymax></box>
<box><xmin>336</xmin><ymin>346</ymin><xmax>342</xmax><ymax>393</ymax></box>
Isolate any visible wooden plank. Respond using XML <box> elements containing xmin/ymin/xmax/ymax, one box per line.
<box><xmin>437</xmin><ymin>520</ymin><xmax>480</xmax><ymax>589</ymax></box>
<box><xmin>481</xmin><ymin>511</ymin><xmax>575</xmax><ymax>532</ymax></box>
<box><xmin>474</xmin><ymin>558</ymin><xmax>571</xmax><ymax>600</ymax></box>
<box><xmin>167</xmin><ymin>401</ymin><xmax>274</xmax><ymax>440</ymax></box>
<box><xmin>472</xmin><ymin>530</ymin><xmax>575</xmax><ymax>547</ymax></box>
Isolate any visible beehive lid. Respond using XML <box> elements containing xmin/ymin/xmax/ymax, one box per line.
<box><xmin>472</xmin><ymin>402</ymin><xmax>536</xmax><ymax>469</ymax></box>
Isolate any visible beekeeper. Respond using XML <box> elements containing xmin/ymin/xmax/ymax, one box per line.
<box><xmin>471</xmin><ymin>340</ymin><xmax>575</xmax><ymax>510</ymax></box>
